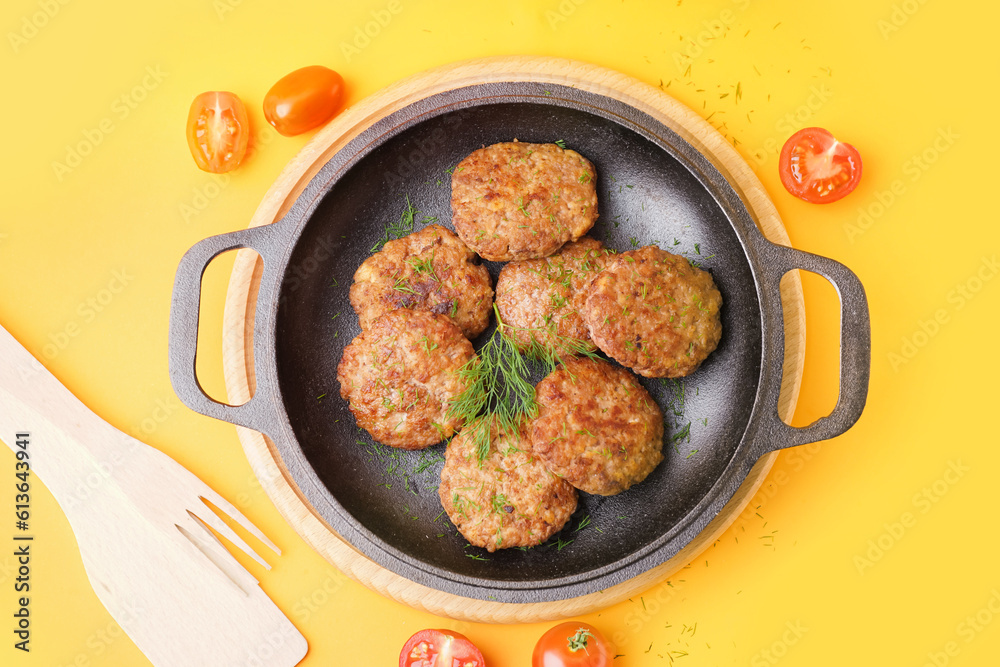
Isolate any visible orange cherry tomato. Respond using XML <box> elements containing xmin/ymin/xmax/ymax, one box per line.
<box><xmin>533</xmin><ymin>622</ymin><xmax>612</xmax><ymax>667</ymax></box>
<box><xmin>778</xmin><ymin>127</ymin><xmax>863</xmax><ymax>204</ymax></box>
<box><xmin>263</xmin><ymin>65</ymin><xmax>346</xmax><ymax>137</ymax></box>
<box><xmin>185</xmin><ymin>91</ymin><xmax>250</xmax><ymax>174</ymax></box>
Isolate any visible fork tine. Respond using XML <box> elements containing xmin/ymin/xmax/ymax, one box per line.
<box><xmin>177</xmin><ymin>517</ymin><xmax>258</xmax><ymax>596</ymax></box>
<box><xmin>197</xmin><ymin>491</ymin><xmax>281</xmax><ymax>556</ymax></box>
<box><xmin>189</xmin><ymin>503</ymin><xmax>273</xmax><ymax>570</ymax></box>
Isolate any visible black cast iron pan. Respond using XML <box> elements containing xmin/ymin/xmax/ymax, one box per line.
<box><xmin>168</xmin><ymin>80</ymin><xmax>870</xmax><ymax>604</ymax></box>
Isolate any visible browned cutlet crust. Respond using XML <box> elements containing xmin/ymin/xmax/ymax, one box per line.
<box><xmin>583</xmin><ymin>246</ymin><xmax>722</xmax><ymax>378</ymax></box>
<box><xmin>439</xmin><ymin>419</ymin><xmax>577</xmax><ymax>552</ymax></box>
<box><xmin>530</xmin><ymin>358</ymin><xmax>664</xmax><ymax>496</ymax></box>
<box><xmin>451</xmin><ymin>142</ymin><xmax>598</xmax><ymax>261</ymax></box>
<box><xmin>337</xmin><ymin>309</ymin><xmax>474</xmax><ymax>449</ymax></box>
<box><xmin>494</xmin><ymin>237</ymin><xmax>611</xmax><ymax>354</ymax></box>
<box><xmin>350</xmin><ymin>224</ymin><xmax>493</xmax><ymax>339</ymax></box>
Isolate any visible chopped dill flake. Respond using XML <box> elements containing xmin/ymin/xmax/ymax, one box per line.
<box><xmin>392</xmin><ymin>278</ymin><xmax>417</xmax><ymax>294</ymax></box>
<box><xmin>517</xmin><ymin>197</ymin><xmax>531</xmax><ymax>217</ymax></box>
<box><xmin>553</xmin><ymin>139</ymin><xmax>567</xmax><ymax>149</ymax></box>
<box><xmin>371</xmin><ymin>195</ymin><xmax>419</xmax><ymax>252</ymax></box>
<box><xmin>407</xmin><ymin>253</ymin><xmax>440</xmax><ymax>282</ymax></box>
<box><xmin>672</xmin><ymin>422</ymin><xmax>692</xmax><ymax>452</ymax></box>
<box><xmin>420</xmin><ymin>336</ymin><xmax>439</xmax><ymax>354</ymax></box>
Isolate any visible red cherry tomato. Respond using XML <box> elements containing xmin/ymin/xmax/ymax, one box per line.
<box><xmin>399</xmin><ymin>629</ymin><xmax>486</xmax><ymax>667</ymax></box>
<box><xmin>185</xmin><ymin>91</ymin><xmax>250</xmax><ymax>173</ymax></box>
<box><xmin>533</xmin><ymin>622</ymin><xmax>611</xmax><ymax>667</ymax></box>
<box><xmin>778</xmin><ymin>127</ymin><xmax>862</xmax><ymax>204</ymax></box>
<box><xmin>263</xmin><ymin>65</ymin><xmax>345</xmax><ymax>137</ymax></box>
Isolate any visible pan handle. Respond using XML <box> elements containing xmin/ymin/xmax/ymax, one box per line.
<box><xmin>168</xmin><ymin>224</ymin><xmax>280</xmax><ymax>435</ymax></box>
<box><xmin>755</xmin><ymin>242</ymin><xmax>870</xmax><ymax>452</ymax></box>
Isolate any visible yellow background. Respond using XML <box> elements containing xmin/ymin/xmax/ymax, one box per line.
<box><xmin>2</xmin><ymin>0</ymin><xmax>998</xmax><ymax>665</ymax></box>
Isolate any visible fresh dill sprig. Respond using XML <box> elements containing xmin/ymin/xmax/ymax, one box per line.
<box><xmin>447</xmin><ymin>307</ymin><xmax>601</xmax><ymax>463</ymax></box>
<box><xmin>553</xmin><ymin>139</ymin><xmax>567</xmax><ymax>149</ymax></box>
<box><xmin>518</xmin><ymin>325</ymin><xmax>601</xmax><ymax>372</ymax></box>
<box><xmin>448</xmin><ymin>308</ymin><xmax>536</xmax><ymax>462</ymax></box>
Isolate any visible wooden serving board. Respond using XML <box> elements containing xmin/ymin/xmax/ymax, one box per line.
<box><xmin>220</xmin><ymin>56</ymin><xmax>805</xmax><ymax>624</ymax></box>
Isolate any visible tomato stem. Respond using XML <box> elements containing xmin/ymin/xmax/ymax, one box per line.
<box><xmin>567</xmin><ymin>628</ymin><xmax>594</xmax><ymax>653</ymax></box>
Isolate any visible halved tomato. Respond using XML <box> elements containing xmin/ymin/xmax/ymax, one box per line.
<box><xmin>263</xmin><ymin>65</ymin><xmax>345</xmax><ymax>137</ymax></box>
<box><xmin>399</xmin><ymin>629</ymin><xmax>486</xmax><ymax>667</ymax></box>
<box><xmin>185</xmin><ymin>91</ymin><xmax>249</xmax><ymax>173</ymax></box>
<box><xmin>778</xmin><ymin>127</ymin><xmax>862</xmax><ymax>204</ymax></box>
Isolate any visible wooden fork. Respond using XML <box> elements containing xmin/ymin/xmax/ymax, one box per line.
<box><xmin>0</xmin><ymin>324</ymin><xmax>307</xmax><ymax>667</ymax></box>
